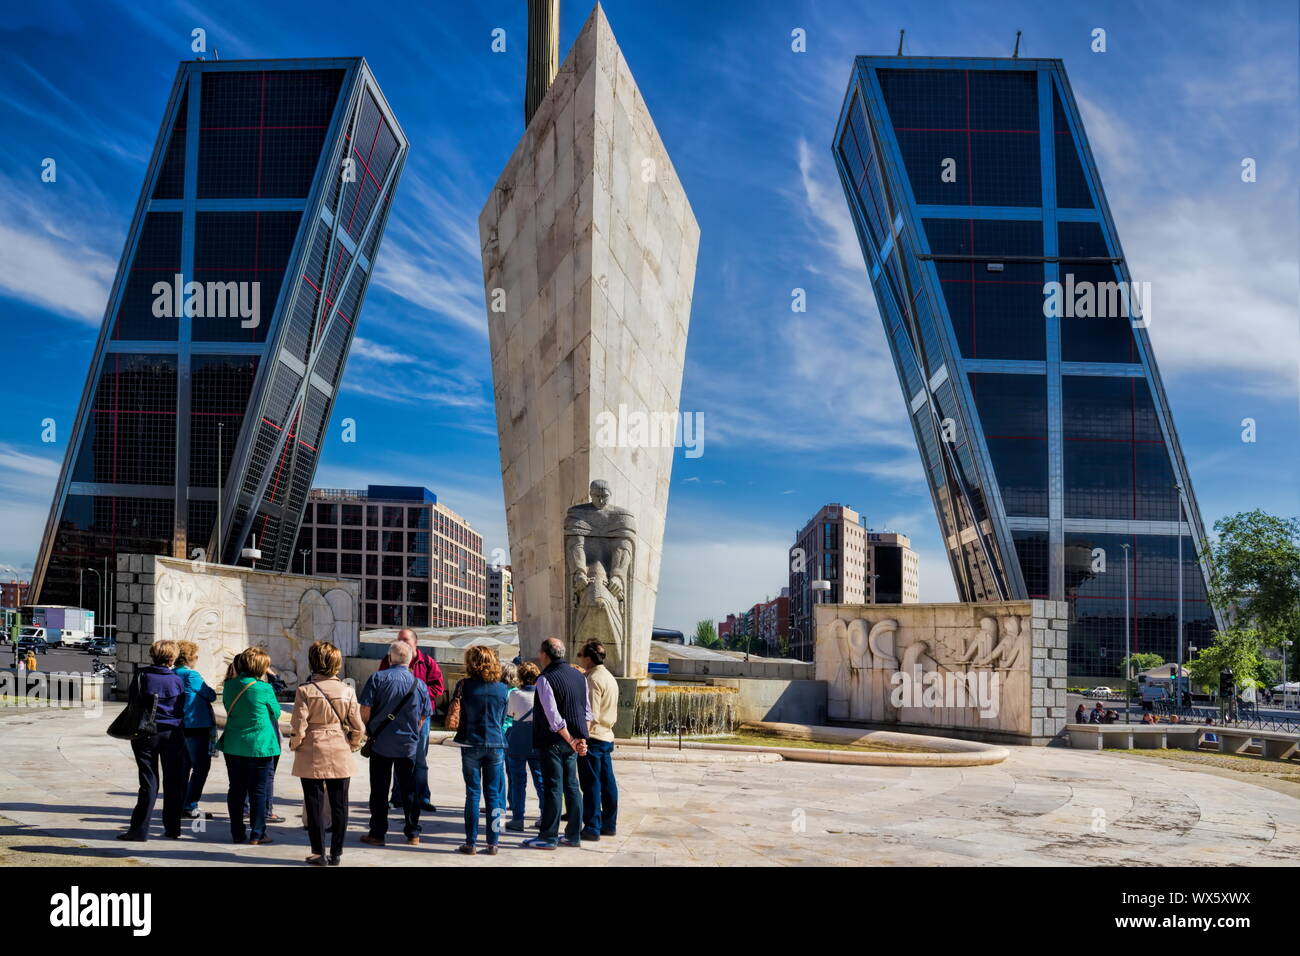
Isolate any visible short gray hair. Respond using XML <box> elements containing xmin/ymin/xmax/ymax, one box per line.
<box><xmin>388</xmin><ymin>641</ymin><xmax>415</xmax><ymax>666</ymax></box>
<box><xmin>540</xmin><ymin>637</ymin><xmax>565</xmax><ymax>661</ymax></box>
<box><xmin>501</xmin><ymin>661</ymin><xmax>519</xmax><ymax>687</ymax></box>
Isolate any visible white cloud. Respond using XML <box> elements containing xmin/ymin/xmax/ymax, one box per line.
<box><xmin>0</xmin><ymin>443</ymin><xmax>60</xmax><ymax>571</ymax></box>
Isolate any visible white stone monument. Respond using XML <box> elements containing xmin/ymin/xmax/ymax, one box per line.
<box><xmin>479</xmin><ymin>3</ymin><xmax>699</xmax><ymax>679</ymax></box>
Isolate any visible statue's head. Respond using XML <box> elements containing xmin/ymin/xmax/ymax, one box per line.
<box><xmin>589</xmin><ymin>479</ymin><xmax>611</xmax><ymax>509</ymax></box>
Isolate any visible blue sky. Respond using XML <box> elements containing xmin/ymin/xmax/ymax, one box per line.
<box><xmin>0</xmin><ymin>0</ymin><xmax>1297</xmax><ymax>632</ymax></box>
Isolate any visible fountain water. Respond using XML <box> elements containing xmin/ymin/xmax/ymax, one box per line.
<box><xmin>632</xmin><ymin>684</ymin><xmax>738</xmax><ymax>737</ymax></box>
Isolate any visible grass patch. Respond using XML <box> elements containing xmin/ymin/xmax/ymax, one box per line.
<box><xmin>685</xmin><ymin>732</ymin><xmax>940</xmax><ymax>754</ymax></box>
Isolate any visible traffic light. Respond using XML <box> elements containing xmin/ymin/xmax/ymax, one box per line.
<box><xmin>1219</xmin><ymin>670</ymin><xmax>1233</xmax><ymax>697</ymax></box>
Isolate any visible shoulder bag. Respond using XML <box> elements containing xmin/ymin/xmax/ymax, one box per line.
<box><xmin>360</xmin><ymin>674</ymin><xmax>420</xmax><ymax>759</ymax></box>
<box><xmin>106</xmin><ymin>670</ymin><xmax>159</xmax><ymax>741</ymax></box>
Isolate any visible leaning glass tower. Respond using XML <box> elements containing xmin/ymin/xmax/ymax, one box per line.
<box><xmin>31</xmin><ymin>57</ymin><xmax>407</xmax><ymax>614</ymax></box>
<box><xmin>833</xmin><ymin>56</ymin><xmax>1221</xmax><ymax>678</ymax></box>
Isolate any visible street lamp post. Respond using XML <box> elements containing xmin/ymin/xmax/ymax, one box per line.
<box><xmin>84</xmin><ymin>567</ymin><xmax>102</xmax><ymax>643</ymax></box>
<box><xmin>1122</xmin><ymin>542</ymin><xmax>1131</xmax><ymax>724</ymax></box>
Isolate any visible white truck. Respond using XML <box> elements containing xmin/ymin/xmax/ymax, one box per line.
<box><xmin>26</xmin><ymin>606</ymin><xmax>95</xmax><ymax>647</ymax></box>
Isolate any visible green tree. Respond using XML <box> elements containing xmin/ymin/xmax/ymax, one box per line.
<box><xmin>693</xmin><ymin>619</ymin><xmax>721</xmax><ymax>649</ymax></box>
<box><xmin>1206</xmin><ymin>511</ymin><xmax>1300</xmax><ymax>659</ymax></box>
<box><xmin>1186</xmin><ymin>626</ymin><xmax>1269</xmax><ymax>693</ymax></box>
<box><xmin>1120</xmin><ymin>652</ymin><xmax>1164</xmax><ymax>680</ymax></box>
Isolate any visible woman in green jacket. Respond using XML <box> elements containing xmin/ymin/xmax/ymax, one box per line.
<box><xmin>221</xmin><ymin>647</ymin><xmax>281</xmax><ymax>845</ymax></box>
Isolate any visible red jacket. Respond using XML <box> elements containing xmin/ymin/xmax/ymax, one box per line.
<box><xmin>379</xmin><ymin>648</ymin><xmax>445</xmax><ymax>709</ymax></box>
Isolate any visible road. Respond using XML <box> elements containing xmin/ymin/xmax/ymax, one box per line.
<box><xmin>0</xmin><ymin>642</ymin><xmax>104</xmax><ymax>674</ymax></box>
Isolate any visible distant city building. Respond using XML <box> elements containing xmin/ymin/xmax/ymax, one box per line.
<box><xmin>487</xmin><ymin>564</ymin><xmax>515</xmax><ymax>624</ymax></box>
<box><xmin>296</xmin><ymin>486</ymin><xmax>486</xmax><ymax>629</ymax></box>
<box><xmin>718</xmin><ymin>589</ymin><xmax>791</xmax><ymax>651</ymax></box>
<box><xmin>30</xmin><ymin>58</ymin><xmax>408</xmax><ymax>629</ymax></box>
<box><xmin>790</xmin><ymin>504</ymin><xmax>869</xmax><ymax>660</ymax></box>
<box><xmin>0</xmin><ymin>580</ymin><xmax>31</xmax><ymax>608</ymax></box>
<box><xmin>868</xmin><ymin>532</ymin><xmax>920</xmax><ymax>604</ymax></box>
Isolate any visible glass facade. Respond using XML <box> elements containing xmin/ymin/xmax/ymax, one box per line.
<box><xmin>833</xmin><ymin>56</ymin><xmax>1219</xmax><ymax>677</ymax></box>
<box><xmin>32</xmin><ymin>58</ymin><xmax>408</xmax><ymax>622</ymax></box>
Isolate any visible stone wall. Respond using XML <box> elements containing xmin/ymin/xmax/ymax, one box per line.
<box><xmin>814</xmin><ymin>600</ymin><xmax>1069</xmax><ymax>746</ymax></box>
<box><xmin>479</xmin><ymin>4</ymin><xmax>699</xmax><ymax>679</ymax></box>
<box><xmin>115</xmin><ymin>554</ymin><xmax>360</xmax><ymax>694</ymax></box>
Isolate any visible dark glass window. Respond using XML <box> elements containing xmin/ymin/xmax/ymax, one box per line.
<box><xmin>1056</xmin><ymin>223</ymin><xmax>1136</xmax><ymax>363</ymax></box>
<box><xmin>1012</xmin><ymin>530</ymin><xmax>1049</xmax><ymax>598</ymax></box>
<box><xmin>340</xmin><ymin>552</ymin><xmax>362</xmax><ymax>576</ymax></box>
<box><xmin>969</xmin><ymin>373</ymin><xmax>1047</xmax><ymax>516</ymax></box>
<box><xmin>340</xmin><ymin>528</ymin><xmax>363</xmax><ymax>551</ymax></box>
<box><xmin>73</xmin><ymin>354</ymin><xmax>177</xmax><ymax>485</ymax></box>
<box><xmin>407</xmin><ymin>506</ymin><xmax>429</xmax><ymax>529</ymax></box>
<box><xmin>381</xmin><ymin>580</ymin><xmax>403</xmax><ymax>602</ymax></box>
<box><xmin>382</xmin><ymin>556</ymin><xmax>402</xmax><ymax>577</ymax></box>
<box><xmin>190</xmin><ymin>355</ymin><xmax>257</xmax><ymax>488</ymax></box>
<box><xmin>197</xmin><ymin>69</ymin><xmax>343</xmax><ymax>199</ymax></box>
<box><xmin>153</xmin><ymin>85</ymin><xmax>188</xmax><ymax>200</ymax></box>
<box><xmin>193</xmin><ymin>211</ymin><xmax>301</xmax><ymax>342</ymax></box>
<box><xmin>381</xmin><ymin>604</ymin><xmax>402</xmax><ymax>626</ymax></box>
<box><xmin>925</xmin><ymin>218</ymin><xmax>1044</xmax><ymax>359</ymax></box>
<box><xmin>366</xmin><ymin>529</ymin><xmax>378</xmax><ymax>551</ymax></box>
<box><xmin>316</xmin><ymin>503</ymin><xmax>337</xmax><ymax>524</ymax></box>
<box><xmin>382</xmin><ymin>506</ymin><xmax>404</xmax><ymax>528</ymax></box>
<box><xmin>315</xmin><ymin>527</ymin><xmax>336</xmax><ymax>550</ymax></box>
<box><xmin>341</xmin><ymin>504</ymin><xmax>363</xmax><ymax>526</ymax></box>
<box><xmin>406</xmin><ymin>605</ymin><xmax>428</xmax><ymax>628</ymax></box>
<box><xmin>880</xmin><ymin>68</ymin><xmax>1039</xmax><ymax>207</ymax></box>
<box><xmin>315</xmin><ymin>551</ymin><xmax>336</xmax><ymax>575</ymax></box>
<box><xmin>365</xmin><ymin>555</ymin><xmax>378</xmax><ymax>576</ymax></box>
<box><xmin>1062</xmin><ymin>376</ymin><xmax>1177</xmax><ymax>520</ymax></box>
<box><xmin>381</xmin><ymin>531</ymin><xmax>404</xmax><ymax>553</ymax></box>
<box><xmin>1064</xmin><ymin>532</ymin><xmax>1213</xmax><ymax>678</ymax></box>
<box><xmin>1052</xmin><ymin>86</ymin><xmax>1093</xmax><ymax>209</ymax></box>
<box><xmin>40</xmin><ymin>495</ymin><xmax>174</xmax><ymax>609</ymax></box>
<box><xmin>114</xmin><ymin>212</ymin><xmax>182</xmax><ymax>341</ymax></box>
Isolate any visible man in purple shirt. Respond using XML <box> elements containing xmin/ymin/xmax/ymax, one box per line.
<box><xmin>523</xmin><ymin>638</ymin><xmax>591</xmax><ymax>850</ymax></box>
<box><xmin>378</xmin><ymin>628</ymin><xmax>444</xmax><ymax>812</ymax></box>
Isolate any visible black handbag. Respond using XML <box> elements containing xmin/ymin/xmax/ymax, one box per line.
<box><xmin>107</xmin><ymin>671</ymin><xmax>159</xmax><ymax>741</ymax></box>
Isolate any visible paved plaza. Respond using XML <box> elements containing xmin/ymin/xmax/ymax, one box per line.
<box><xmin>2</xmin><ymin>705</ymin><xmax>1298</xmax><ymax>867</ymax></box>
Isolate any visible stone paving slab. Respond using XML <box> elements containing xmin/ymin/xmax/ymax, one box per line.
<box><xmin>1</xmin><ymin>706</ymin><xmax>1298</xmax><ymax>866</ymax></box>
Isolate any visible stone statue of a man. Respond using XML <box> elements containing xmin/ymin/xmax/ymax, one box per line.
<box><xmin>564</xmin><ymin>479</ymin><xmax>636</xmax><ymax>672</ymax></box>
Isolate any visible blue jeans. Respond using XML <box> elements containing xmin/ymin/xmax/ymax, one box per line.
<box><xmin>506</xmin><ymin>752</ymin><xmax>543</xmax><ymax>822</ymax></box>
<box><xmin>225</xmin><ymin>754</ymin><xmax>273</xmax><ymax>841</ymax></box>
<box><xmin>538</xmin><ymin>741</ymin><xmax>582</xmax><ymax>843</ymax></box>
<box><xmin>460</xmin><ymin>746</ymin><xmax>505</xmax><ymax>846</ymax></box>
<box><xmin>578</xmin><ymin>738</ymin><xmax>618</xmax><ymax>834</ymax></box>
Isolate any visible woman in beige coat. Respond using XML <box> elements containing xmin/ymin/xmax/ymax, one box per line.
<box><xmin>289</xmin><ymin>641</ymin><xmax>363</xmax><ymax>866</ymax></box>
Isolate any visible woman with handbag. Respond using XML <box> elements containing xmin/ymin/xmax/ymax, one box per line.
<box><xmin>118</xmin><ymin>640</ymin><xmax>186</xmax><ymax>842</ymax></box>
<box><xmin>220</xmin><ymin>647</ymin><xmax>281</xmax><ymax>845</ymax></box>
<box><xmin>452</xmin><ymin>646</ymin><xmax>510</xmax><ymax>855</ymax></box>
<box><xmin>289</xmin><ymin>641</ymin><xmax>364</xmax><ymax>866</ymax></box>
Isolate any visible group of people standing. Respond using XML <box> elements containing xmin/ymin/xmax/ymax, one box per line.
<box><xmin>117</xmin><ymin>627</ymin><xmax>620</xmax><ymax>863</ymax></box>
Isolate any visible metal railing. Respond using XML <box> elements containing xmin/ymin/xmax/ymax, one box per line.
<box><xmin>1152</xmin><ymin>701</ymin><xmax>1300</xmax><ymax>733</ymax></box>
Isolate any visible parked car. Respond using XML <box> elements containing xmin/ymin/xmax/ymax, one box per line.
<box><xmin>16</xmin><ymin>635</ymin><xmax>50</xmax><ymax>655</ymax></box>
<box><xmin>85</xmin><ymin>637</ymin><xmax>116</xmax><ymax>656</ymax></box>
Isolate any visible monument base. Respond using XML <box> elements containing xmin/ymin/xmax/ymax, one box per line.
<box><xmin>614</xmin><ymin>676</ymin><xmax>654</xmax><ymax>739</ymax></box>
